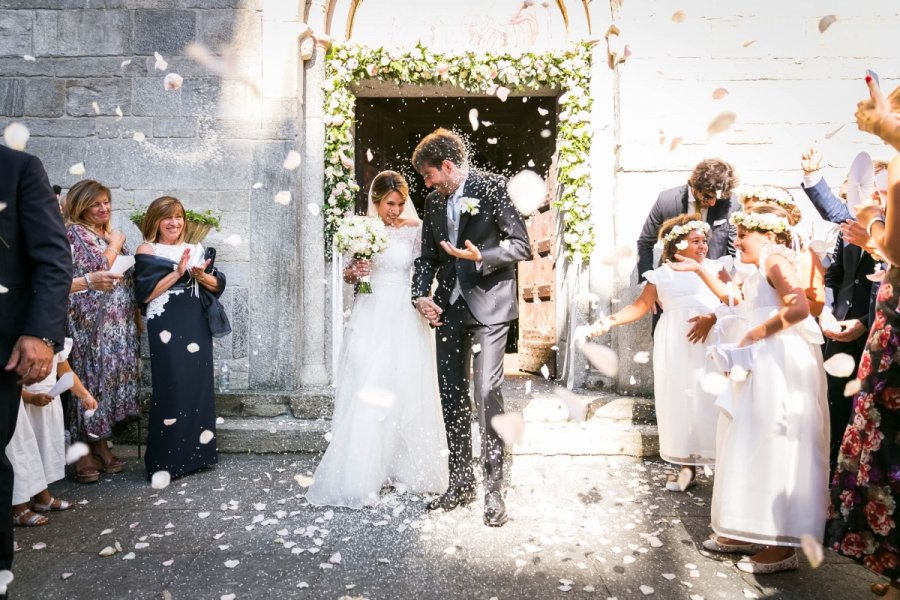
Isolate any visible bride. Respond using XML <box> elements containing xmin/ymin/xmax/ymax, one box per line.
<box><xmin>305</xmin><ymin>170</ymin><xmax>449</xmax><ymax>508</ymax></box>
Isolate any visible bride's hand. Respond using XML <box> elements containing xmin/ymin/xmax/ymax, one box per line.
<box><xmin>349</xmin><ymin>259</ymin><xmax>371</xmax><ymax>278</ymax></box>
<box><xmin>668</xmin><ymin>254</ymin><xmax>701</xmax><ymax>272</ymax></box>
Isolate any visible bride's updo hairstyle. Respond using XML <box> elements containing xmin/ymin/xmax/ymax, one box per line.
<box><xmin>369</xmin><ymin>171</ymin><xmax>410</xmax><ymax>205</ymax></box>
<box><xmin>657</xmin><ymin>213</ymin><xmax>711</xmax><ymax>265</ymax></box>
<box><xmin>141</xmin><ymin>195</ymin><xmax>186</xmax><ymax>243</ymax></box>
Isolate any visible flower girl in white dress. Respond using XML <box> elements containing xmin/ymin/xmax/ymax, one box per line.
<box><xmin>305</xmin><ymin>171</ymin><xmax>448</xmax><ymax>508</ymax></box>
<box><xmin>593</xmin><ymin>215</ymin><xmax>733</xmax><ymax>491</ymax></box>
<box><xmin>702</xmin><ymin>205</ymin><xmax>829</xmax><ymax>574</ymax></box>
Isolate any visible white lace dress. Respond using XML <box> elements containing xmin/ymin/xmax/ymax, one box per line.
<box><xmin>305</xmin><ymin>225</ymin><xmax>449</xmax><ymax>508</ymax></box>
<box><xmin>644</xmin><ymin>261</ymin><xmax>723</xmax><ymax>465</ymax></box>
<box><xmin>711</xmin><ymin>246</ymin><xmax>830</xmax><ymax>546</ymax></box>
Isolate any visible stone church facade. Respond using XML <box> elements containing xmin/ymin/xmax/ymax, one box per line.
<box><xmin>0</xmin><ymin>1</ymin><xmax>894</xmax><ymax>402</ymax></box>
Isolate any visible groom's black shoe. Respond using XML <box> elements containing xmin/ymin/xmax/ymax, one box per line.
<box><xmin>483</xmin><ymin>491</ymin><xmax>508</xmax><ymax>527</ymax></box>
<box><xmin>426</xmin><ymin>485</ymin><xmax>476</xmax><ymax>511</ymax></box>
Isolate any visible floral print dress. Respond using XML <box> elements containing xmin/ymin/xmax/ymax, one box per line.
<box><xmin>66</xmin><ymin>224</ymin><xmax>141</xmax><ymax>442</ymax></box>
<box><xmin>827</xmin><ymin>266</ymin><xmax>900</xmax><ymax>579</ymax></box>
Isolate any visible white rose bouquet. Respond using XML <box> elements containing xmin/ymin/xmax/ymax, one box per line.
<box><xmin>334</xmin><ymin>215</ymin><xmax>390</xmax><ymax>294</ymax></box>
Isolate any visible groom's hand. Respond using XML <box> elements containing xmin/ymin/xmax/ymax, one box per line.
<box><xmin>440</xmin><ymin>240</ymin><xmax>482</xmax><ymax>262</ymax></box>
<box><xmin>416</xmin><ymin>296</ymin><xmax>444</xmax><ymax>327</ymax></box>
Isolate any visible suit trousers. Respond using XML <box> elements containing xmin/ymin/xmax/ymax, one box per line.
<box><xmin>824</xmin><ymin>338</ymin><xmax>865</xmax><ymax>470</ymax></box>
<box><xmin>0</xmin><ymin>370</ymin><xmax>20</xmax><ymax>570</ymax></box>
<box><xmin>436</xmin><ymin>299</ymin><xmax>509</xmax><ymax>494</ymax></box>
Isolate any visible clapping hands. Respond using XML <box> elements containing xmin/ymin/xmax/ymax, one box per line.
<box><xmin>801</xmin><ymin>147</ymin><xmax>823</xmax><ymax>175</ymax></box>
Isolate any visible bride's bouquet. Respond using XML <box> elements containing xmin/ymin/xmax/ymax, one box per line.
<box><xmin>335</xmin><ymin>215</ymin><xmax>390</xmax><ymax>294</ymax></box>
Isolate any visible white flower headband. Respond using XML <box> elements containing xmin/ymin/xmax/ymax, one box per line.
<box><xmin>737</xmin><ymin>185</ymin><xmax>796</xmax><ymax>208</ymax></box>
<box><xmin>729</xmin><ymin>211</ymin><xmax>790</xmax><ymax>233</ymax></box>
<box><xmin>661</xmin><ymin>220</ymin><xmax>710</xmax><ymax>245</ymax></box>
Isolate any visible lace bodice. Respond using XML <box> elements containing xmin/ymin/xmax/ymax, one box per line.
<box><xmin>367</xmin><ymin>226</ymin><xmax>420</xmax><ymax>288</ymax></box>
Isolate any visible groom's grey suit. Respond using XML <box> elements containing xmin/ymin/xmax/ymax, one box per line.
<box><xmin>413</xmin><ymin>169</ymin><xmax>531</xmax><ymax>494</ymax></box>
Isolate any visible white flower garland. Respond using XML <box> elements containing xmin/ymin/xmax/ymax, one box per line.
<box><xmin>661</xmin><ymin>220</ymin><xmax>710</xmax><ymax>245</ymax></box>
<box><xmin>323</xmin><ymin>42</ymin><xmax>595</xmax><ymax>261</ymax></box>
<box><xmin>729</xmin><ymin>211</ymin><xmax>790</xmax><ymax>233</ymax></box>
<box><xmin>737</xmin><ymin>185</ymin><xmax>796</xmax><ymax>208</ymax></box>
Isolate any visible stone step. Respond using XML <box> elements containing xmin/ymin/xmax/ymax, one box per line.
<box><xmin>513</xmin><ymin>421</ymin><xmax>659</xmax><ymax>457</ymax></box>
<box><xmin>215</xmin><ymin>388</ymin><xmax>333</xmax><ymax>420</ymax></box>
<box><xmin>217</xmin><ymin>417</ymin><xmax>330</xmax><ymax>454</ymax></box>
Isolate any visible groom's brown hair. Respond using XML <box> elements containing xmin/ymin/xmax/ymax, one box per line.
<box><xmin>412</xmin><ymin>128</ymin><xmax>468</xmax><ymax>171</ymax></box>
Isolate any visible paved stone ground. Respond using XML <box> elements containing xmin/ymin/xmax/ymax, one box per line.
<box><xmin>9</xmin><ymin>450</ymin><xmax>881</xmax><ymax>600</ymax></box>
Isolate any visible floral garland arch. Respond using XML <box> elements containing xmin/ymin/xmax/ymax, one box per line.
<box><xmin>323</xmin><ymin>42</ymin><xmax>595</xmax><ymax>262</ymax></box>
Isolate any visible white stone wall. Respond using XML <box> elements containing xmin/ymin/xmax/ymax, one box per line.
<box><xmin>596</xmin><ymin>0</ymin><xmax>900</xmax><ymax>392</ymax></box>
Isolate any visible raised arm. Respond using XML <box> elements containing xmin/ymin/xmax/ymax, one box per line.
<box><xmin>860</xmin><ymin>155</ymin><xmax>900</xmax><ymax>266</ymax></box>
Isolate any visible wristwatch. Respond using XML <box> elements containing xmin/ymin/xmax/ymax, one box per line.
<box><xmin>39</xmin><ymin>337</ymin><xmax>55</xmax><ymax>349</ymax></box>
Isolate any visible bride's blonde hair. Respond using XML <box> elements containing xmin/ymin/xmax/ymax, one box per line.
<box><xmin>369</xmin><ymin>171</ymin><xmax>409</xmax><ymax>205</ymax></box>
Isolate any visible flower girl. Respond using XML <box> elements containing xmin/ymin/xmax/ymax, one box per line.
<box><xmin>593</xmin><ymin>215</ymin><xmax>733</xmax><ymax>491</ymax></box>
<box><xmin>8</xmin><ymin>338</ymin><xmax>97</xmax><ymax>526</ymax></box>
<box><xmin>703</xmin><ymin>205</ymin><xmax>829</xmax><ymax>574</ymax></box>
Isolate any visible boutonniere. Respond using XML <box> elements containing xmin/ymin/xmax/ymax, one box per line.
<box><xmin>459</xmin><ymin>197</ymin><xmax>480</xmax><ymax>216</ymax></box>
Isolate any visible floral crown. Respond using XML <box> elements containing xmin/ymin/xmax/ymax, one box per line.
<box><xmin>729</xmin><ymin>211</ymin><xmax>790</xmax><ymax>233</ymax></box>
<box><xmin>661</xmin><ymin>220</ymin><xmax>710</xmax><ymax>245</ymax></box>
<box><xmin>737</xmin><ymin>185</ymin><xmax>796</xmax><ymax>208</ymax></box>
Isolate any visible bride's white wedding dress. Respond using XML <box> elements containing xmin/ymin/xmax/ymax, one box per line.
<box><xmin>305</xmin><ymin>224</ymin><xmax>449</xmax><ymax>508</ymax></box>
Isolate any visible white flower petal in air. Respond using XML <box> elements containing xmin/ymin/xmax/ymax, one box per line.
<box><xmin>224</xmin><ymin>560</ymin><xmax>239</xmax><ymax>569</ymax></box>
<box><xmin>700</xmin><ymin>372</ymin><xmax>729</xmax><ymax>395</ymax></box>
<box><xmin>282</xmin><ymin>150</ymin><xmax>302</xmax><ymax>170</ymax></box>
<box><xmin>159</xmin><ymin>330</ymin><xmax>172</xmax><ymax>343</ymax></box>
<box><xmin>487</xmin><ymin>137</ymin><xmax>498</xmax><ymax>145</ymax></box>
<box><xmin>199</xmin><ymin>430</ymin><xmax>215</xmax><ymax>444</ymax></box>
<box><xmin>471</xmin><ymin>344</ymin><xmax>482</xmax><ymax>354</ymax></box>
<box><xmin>274</xmin><ymin>191</ymin><xmax>292</xmax><ymax>205</ymax></box>
<box><xmin>366</xmin><ymin>148</ymin><xmax>374</xmax><ymax>162</ymax></box>
<box><xmin>579</xmin><ymin>342</ymin><xmax>619</xmax><ymax>377</ymax></box>
<box><xmin>163</xmin><ymin>73</ymin><xmax>183</xmax><ymax>91</ymax></box>
<box><xmin>68</xmin><ymin>162</ymin><xmax>86</xmax><ymax>176</ymax></box>
<box><xmin>507</xmin><ymin>170</ymin><xmax>546</xmax><ymax>216</ymax></box>
<box><xmin>712</xmin><ymin>87</ymin><xmax>729</xmax><ymax>100</ymax></box>
<box><xmin>844</xmin><ymin>379</ymin><xmax>862</xmax><ymax>397</ymax></box>
<box><xmin>66</xmin><ymin>442</ymin><xmax>90</xmax><ymax>464</ymax></box>
<box><xmin>824</xmin><ymin>353</ymin><xmax>855</xmax><ymax>378</ymax></box>
<box><xmin>339</xmin><ymin>151</ymin><xmax>353</xmax><ymax>169</ymax></box>
<box><xmin>223</xmin><ymin>234</ymin><xmax>241</xmax><ymax>246</ymax></box>
<box><xmin>707</xmin><ymin>112</ymin><xmax>736</xmax><ymax>136</ymax></box>
<box><xmin>600</xmin><ymin>245</ymin><xmax>636</xmax><ymax>266</ymax></box>
<box><xmin>867</xmin><ymin>270</ymin><xmax>886</xmax><ymax>283</ymax></box>
<box><xmin>672</xmin><ymin>10</ymin><xmax>687</xmax><ymax>22</ymax></box>
<box><xmin>554</xmin><ymin>386</ymin><xmax>591</xmax><ymax>422</ymax></box>
<box><xmin>540</xmin><ymin>364</ymin><xmax>550</xmax><ymax>379</ymax></box>
<box><xmin>163</xmin><ymin>418</ymin><xmax>176</xmax><ymax>426</ymax></box>
<box><xmin>800</xmin><ymin>533</ymin><xmax>824</xmax><ymax>568</ymax></box>
<box><xmin>133</xmin><ymin>132</ymin><xmax>146</xmax><ymax>142</ymax></box>
<box><xmin>187</xmin><ymin>343</ymin><xmax>199</xmax><ymax>353</ymax></box>
<box><xmin>252</xmin><ymin>182</ymin><xmax>263</xmax><ymax>189</ymax></box>
<box><xmin>538</xmin><ymin>107</ymin><xmax>549</xmax><ymax>116</ymax></box>
<box><xmin>306</xmin><ymin>203</ymin><xmax>320</xmax><ymax>216</ymax></box>
<box><xmin>633</xmin><ymin>351</ymin><xmax>650</xmax><ymax>364</ymax></box>
<box><xmin>115</xmin><ymin>106</ymin><xmax>123</xmax><ymax>120</ymax></box>
<box><xmin>23</xmin><ymin>55</ymin><xmax>35</xmax><ymax>61</ymax></box>
<box><xmin>818</xmin><ymin>15</ymin><xmax>837</xmax><ymax>33</ymax></box>
<box><xmin>540</xmin><ymin>129</ymin><xmax>551</xmax><ymax>138</ymax></box>
<box><xmin>216</xmin><ymin>417</ymin><xmax>224</xmax><ymax>425</ymax></box>
<box><xmin>490</xmin><ymin>413</ymin><xmax>525</xmax><ymax>445</ymax></box>
<box><xmin>468</xmin><ymin>108</ymin><xmax>479</xmax><ymax>131</ymax></box>
<box><xmin>154</xmin><ymin>52</ymin><xmax>168</xmax><ymax>71</ymax></box>
<box><xmin>150</xmin><ymin>471</ymin><xmax>171</xmax><ymax>490</ymax></box>
<box><xmin>120</xmin><ymin>59</ymin><xmax>131</xmax><ymax>69</ymax></box>
<box><xmin>4</xmin><ymin>122</ymin><xmax>30</xmax><ymax>151</ymax></box>
<box><xmin>495</xmin><ymin>86</ymin><xmax>510</xmax><ymax>102</ymax></box>
<box><xmin>527</xmin><ymin>159</ymin><xmax>535</xmax><ymax>167</ymax></box>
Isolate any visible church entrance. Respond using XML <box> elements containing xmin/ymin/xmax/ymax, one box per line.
<box><xmin>353</xmin><ymin>92</ymin><xmax>560</xmax><ymax>376</ymax></box>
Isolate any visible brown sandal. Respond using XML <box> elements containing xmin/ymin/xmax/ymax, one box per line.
<box><xmin>13</xmin><ymin>509</ymin><xmax>48</xmax><ymax>527</ymax></box>
<box><xmin>872</xmin><ymin>582</ymin><xmax>900</xmax><ymax>597</ymax></box>
<box><xmin>92</xmin><ymin>451</ymin><xmax>124</xmax><ymax>474</ymax></box>
<box><xmin>75</xmin><ymin>456</ymin><xmax>100</xmax><ymax>483</ymax></box>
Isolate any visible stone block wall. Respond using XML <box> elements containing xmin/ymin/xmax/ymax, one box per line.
<box><xmin>0</xmin><ymin>1</ymin><xmax>306</xmax><ymax>391</ymax></box>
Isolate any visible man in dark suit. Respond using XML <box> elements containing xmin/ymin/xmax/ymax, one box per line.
<box><xmin>801</xmin><ymin>148</ymin><xmax>882</xmax><ymax>467</ymax></box>
<box><xmin>636</xmin><ymin>159</ymin><xmax>739</xmax><ymax>336</ymax></box>
<box><xmin>412</xmin><ymin>128</ymin><xmax>531</xmax><ymax>527</ymax></box>
<box><xmin>0</xmin><ymin>144</ymin><xmax>72</xmax><ymax>583</ymax></box>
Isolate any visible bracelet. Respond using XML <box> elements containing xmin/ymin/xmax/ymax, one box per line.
<box><xmin>867</xmin><ymin>217</ymin><xmax>886</xmax><ymax>238</ymax></box>
<box><xmin>84</xmin><ymin>273</ymin><xmax>93</xmax><ymax>290</ymax></box>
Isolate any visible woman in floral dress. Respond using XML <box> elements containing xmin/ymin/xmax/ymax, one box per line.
<box><xmin>64</xmin><ymin>180</ymin><xmax>141</xmax><ymax>483</ymax></box>
<box><xmin>827</xmin><ymin>77</ymin><xmax>900</xmax><ymax>598</ymax></box>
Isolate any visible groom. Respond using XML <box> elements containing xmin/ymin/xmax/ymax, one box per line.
<box><xmin>412</xmin><ymin>128</ymin><xmax>531</xmax><ymax>527</ymax></box>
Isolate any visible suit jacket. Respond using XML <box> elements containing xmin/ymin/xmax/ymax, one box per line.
<box><xmin>637</xmin><ymin>184</ymin><xmax>739</xmax><ymax>279</ymax></box>
<box><xmin>413</xmin><ymin>170</ymin><xmax>532</xmax><ymax>325</ymax></box>
<box><xmin>0</xmin><ymin>145</ymin><xmax>73</xmax><ymax>363</ymax></box>
<box><xmin>803</xmin><ymin>176</ymin><xmax>878</xmax><ymax>333</ymax></box>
